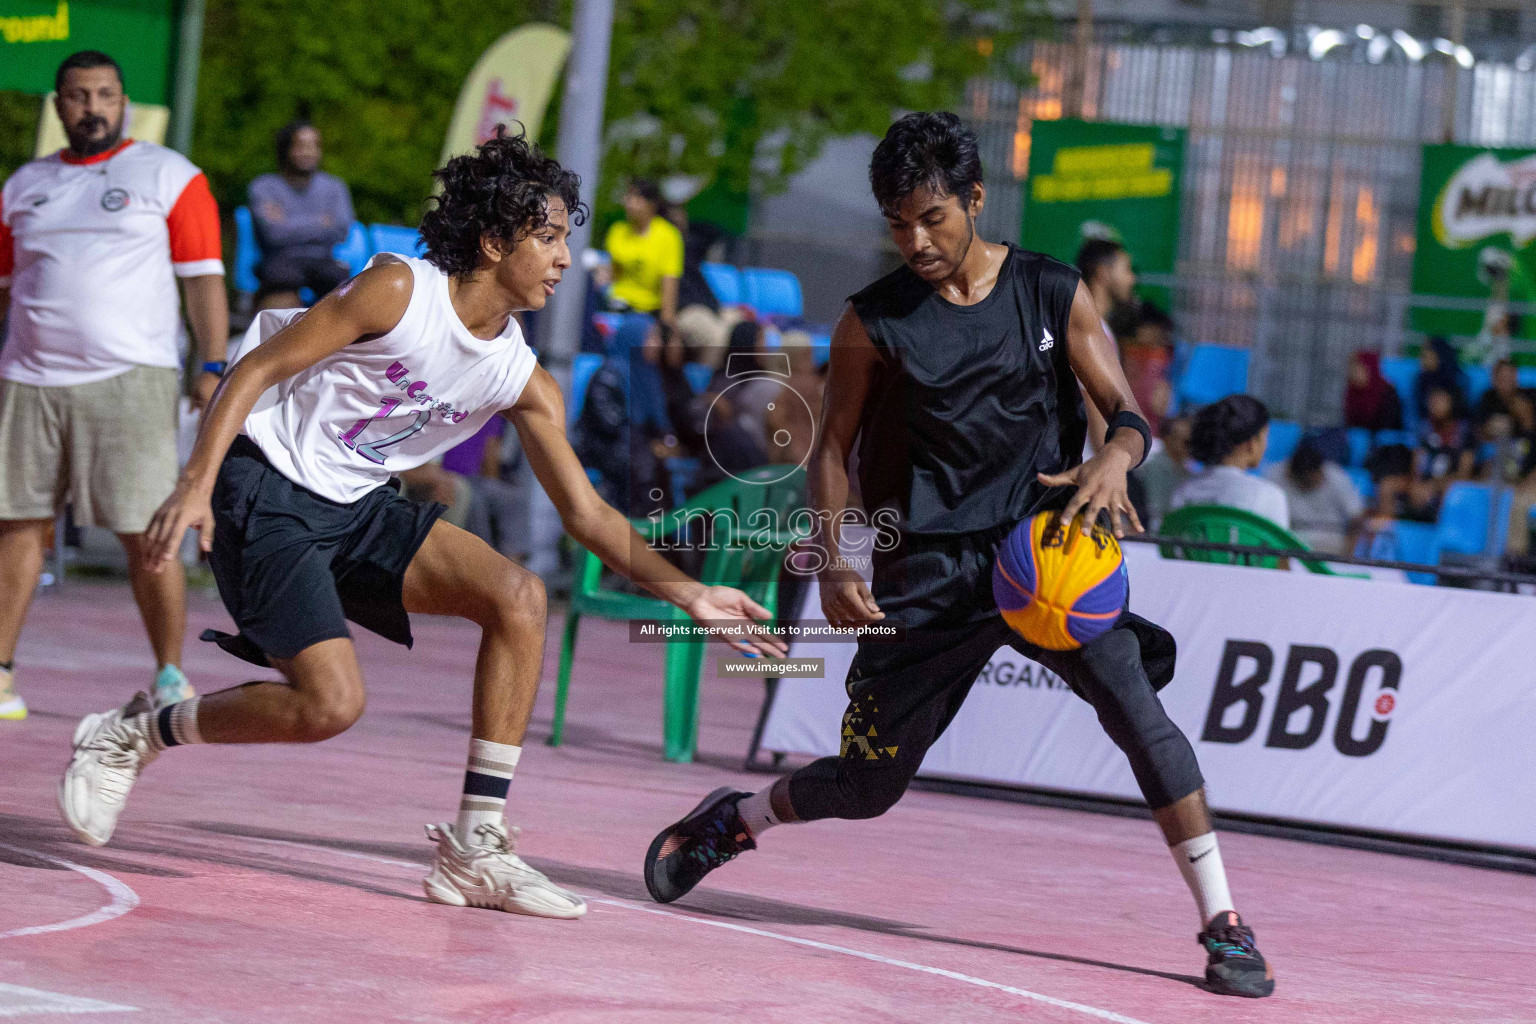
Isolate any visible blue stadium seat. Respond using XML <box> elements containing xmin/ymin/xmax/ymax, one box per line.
<box><xmin>742</xmin><ymin>267</ymin><xmax>804</xmax><ymax>318</ymax></box>
<box><xmin>233</xmin><ymin>206</ymin><xmax>262</xmax><ymax>295</ymax></box>
<box><xmin>809</xmin><ymin>329</ymin><xmax>832</xmax><ymax>367</ymax></box>
<box><xmin>369</xmin><ymin>223</ymin><xmax>423</xmax><ymax>257</ymax></box>
<box><xmin>334</xmin><ymin>221</ymin><xmax>373</xmax><ymax>277</ymax></box>
<box><xmin>1380</xmin><ymin>356</ymin><xmax>1419</xmax><ymax>429</ymax></box>
<box><xmin>1343</xmin><ymin>466</ymin><xmax>1374</xmax><ymax>501</ymax></box>
<box><xmin>700</xmin><ymin>263</ymin><xmax>744</xmax><ymax>306</ymax></box>
<box><xmin>569</xmin><ymin>352</ymin><xmax>604</xmax><ymax>425</ymax></box>
<box><xmin>683</xmin><ymin>362</ymin><xmax>713</xmax><ymax>395</ymax></box>
<box><xmin>1435</xmin><ymin>482</ymin><xmax>1513</xmax><ymax>558</ymax></box>
<box><xmin>1176</xmin><ymin>344</ymin><xmax>1249</xmax><ymax>407</ymax></box>
<box><xmin>1360</xmin><ymin>520</ymin><xmax>1439</xmax><ymax>585</ymax></box>
<box><xmin>1346</xmin><ymin>427</ymin><xmax>1372</xmax><ymax>468</ymax></box>
<box><xmin>592</xmin><ymin>312</ymin><xmax>627</xmax><ymax>339</ymax></box>
<box><xmin>1518</xmin><ymin>366</ymin><xmax>1536</xmax><ymax>390</ymax></box>
<box><xmin>1262</xmin><ymin>420</ymin><xmax>1302</xmax><ymax>466</ymax></box>
<box><xmin>1464</xmin><ymin>364</ymin><xmax>1492</xmax><ymax>406</ymax></box>
<box><xmin>1373</xmin><ymin>429</ymin><xmax>1415</xmax><ymax>450</ymax></box>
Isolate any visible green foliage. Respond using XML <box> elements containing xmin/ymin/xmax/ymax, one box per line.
<box><xmin>194</xmin><ymin>0</ymin><xmax>539</xmax><ymax>225</ymax></box>
<box><xmin>600</xmin><ymin>0</ymin><xmax>1041</xmax><ymax>207</ymax></box>
<box><xmin>5</xmin><ymin>2</ymin><xmax>1039</xmax><ymax>232</ymax></box>
<box><xmin>0</xmin><ymin>90</ymin><xmax>42</xmax><ymax>185</ymax></box>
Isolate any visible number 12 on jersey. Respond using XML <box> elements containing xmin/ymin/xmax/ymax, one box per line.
<box><xmin>338</xmin><ymin>397</ymin><xmax>430</xmax><ymax>465</ymax></box>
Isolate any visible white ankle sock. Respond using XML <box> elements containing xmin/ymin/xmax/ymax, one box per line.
<box><xmin>145</xmin><ymin>698</ymin><xmax>203</xmax><ymax>753</ymax></box>
<box><xmin>1171</xmin><ymin>832</ymin><xmax>1235</xmax><ymax>926</ymax></box>
<box><xmin>457</xmin><ymin>739</ymin><xmax>520</xmax><ymax>840</ymax></box>
<box><xmin>736</xmin><ymin>788</ymin><xmax>785</xmax><ymax>840</ymax></box>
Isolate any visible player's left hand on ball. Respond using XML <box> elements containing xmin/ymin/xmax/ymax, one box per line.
<box><xmin>1037</xmin><ymin>448</ymin><xmax>1144</xmax><ymax>539</ymax></box>
<box><xmin>685</xmin><ymin>586</ymin><xmax>788</xmax><ymax>658</ymax></box>
<box><xmin>144</xmin><ymin>483</ymin><xmax>215</xmax><ymax>572</ymax></box>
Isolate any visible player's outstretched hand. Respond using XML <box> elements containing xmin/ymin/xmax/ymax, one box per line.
<box><xmin>820</xmin><ymin>577</ymin><xmax>885</xmax><ymax>632</ymax></box>
<box><xmin>143</xmin><ymin>482</ymin><xmax>215</xmax><ymax>572</ymax></box>
<box><xmin>1037</xmin><ymin>448</ymin><xmax>1145</xmax><ymax>538</ymax></box>
<box><xmin>684</xmin><ymin>585</ymin><xmax>788</xmax><ymax>658</ymax></box>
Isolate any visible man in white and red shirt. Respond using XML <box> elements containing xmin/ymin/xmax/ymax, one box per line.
<box><xmin>0</xmin><ymin>51</ymin><xmax>229</xmax><ymax>720</ymax></box>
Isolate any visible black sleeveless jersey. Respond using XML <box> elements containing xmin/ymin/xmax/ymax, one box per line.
<box><xmin>849</xmin><ymin>244</ymin><xmax>1085</xmax><ymax>536</ymax></box>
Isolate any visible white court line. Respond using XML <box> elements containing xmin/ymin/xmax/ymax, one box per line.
<box><xmin>0</xmin><ymin>984</ymin><xmax>136</xmax><ymax>1016</ymax></box>
<box><xmin>0</xmin><ymin>843</ymin><xmax>139</xmax><ymax>940</ymax></box>
<box><xmin>221</xmin><ymin>834</ymin><xmax>1153</xmax><ymax>1024</ymax></box>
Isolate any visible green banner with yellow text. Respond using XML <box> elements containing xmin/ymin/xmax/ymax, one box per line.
<box><xmin>1020</xmin><ymin>119</ymin><xmax>1184</xmax><ymax>309</ymax></box>
<box><xmin>0</xmin><ymin>1</ymin><xmax>176</xmax><ymax>106</ymax></box>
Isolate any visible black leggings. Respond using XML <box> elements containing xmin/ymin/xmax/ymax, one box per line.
<box><xmin>786</xmin><ymin>531</ymin><xmax>1202</xmax><ymax>820</ymax></box>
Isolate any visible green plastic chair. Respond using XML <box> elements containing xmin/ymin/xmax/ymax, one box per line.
<box><xmin>1159</xmin><ymin>504</ymin><xmax>1336</xmax><ymax>575</ymax></box>
<box><xmin>550</xmin><ymin>466</ymin><xmax>806</xmax><ymax>762</ymax></box>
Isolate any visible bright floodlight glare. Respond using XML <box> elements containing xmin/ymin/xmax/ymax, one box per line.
<box><xmin>1518</xmin><ymin>45</ymin><xmax>1536</xmax><ymax>73</ymax></box>
<box><xmin>1355</xmin><ymin>24</ymin><xmax>1375</xmax><ymax>40</ymax></box>
<box><xmin>1454</xmin><ymin>45</ymin><xmax>1474</xmax><ymax>70</ymax></box>
<box><xmin>1393</xmin><ymin>30</ymin><xmax>1425</xmax><ymax>62</ymax></box>
<box><xmin>1309</xmin><ymin>29</ymin><xmax>1347</xmax><ymax>60</ymax></box>
<box><xmin>1367</xmin><ymin>35</ymin><xmax>1391</xmax><ymax>63</ymax></box>
<box><xmin>1236</xmin><ymin>26</ymin><xmax>1287</xmax><ymax>56</ymax></box>
<box><xmin>1432</xmin><ymin>38</ymin><xmax>1455</xmax><ymax>56</ymax></box>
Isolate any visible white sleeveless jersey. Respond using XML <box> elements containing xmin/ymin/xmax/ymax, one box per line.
<box><xmin>235</xmin><ymin>254</ymin><xmax>537</xmax><ymax>504</ymax></box>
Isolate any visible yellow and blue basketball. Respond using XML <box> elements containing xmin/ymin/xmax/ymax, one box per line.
<box><xmin>992</xmin><ymin>511</ymin><xmax>1127</xmax><ymax>651</ymax></box>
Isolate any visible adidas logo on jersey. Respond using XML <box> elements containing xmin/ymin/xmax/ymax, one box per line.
<box><xmin>1038</xmin><ymin>327</ymin><xmax>1054</xmax><ymax>352</ymax></box>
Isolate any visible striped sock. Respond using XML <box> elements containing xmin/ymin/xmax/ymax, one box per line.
<box><xmin>456</xmin><ymin>738</ymin><xmax>520</xmax><ymax>841</ymax></box>
<box><xmin>146</xmin><ymin>697</ymin><xmax>203</xmax><ymax>752</ymax></box>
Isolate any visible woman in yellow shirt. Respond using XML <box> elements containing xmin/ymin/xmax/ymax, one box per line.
<box><xmin>604</xmin><ymin>179</ymin><xmax>684</xmax><ymax>326</ymax></box>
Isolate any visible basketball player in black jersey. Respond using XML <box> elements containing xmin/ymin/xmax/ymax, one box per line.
<box><xmin>644</xmin><ymin>113</ymin><xmax>1273</xmax><ymax>998</ymax></box>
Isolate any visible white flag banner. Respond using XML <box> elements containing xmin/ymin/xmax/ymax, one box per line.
<box><xmin>760</xmin><ymin>542</ymin><xmax>1536</xmax><ymax>852</ymax></box>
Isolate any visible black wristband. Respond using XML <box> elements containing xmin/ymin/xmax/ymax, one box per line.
<box><xmin>1105</xmin><ymin>410</ymin><xmax>1152</xmax><ymax>469</ymax></box>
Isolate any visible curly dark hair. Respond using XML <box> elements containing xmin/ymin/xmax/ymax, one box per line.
<box><xmin>869</xmin><ymin>111</ymin><xmax>983</xmax><ymax>218</ymax></box>
<box><xmin>1190</xmin><ymin>394</ymin><xmax>1270</xmax><ymax>465</ymax></box>
<box><xmin>420</xmin><ymin>124</ymin><xmax>588</xmax><ymax>278</ymax></box>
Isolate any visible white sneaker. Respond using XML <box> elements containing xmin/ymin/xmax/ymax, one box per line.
<box><xmin>57</xmin><ymin>692</ymin><xmax>158</xmax><ymax>847</ymax></box>
<box><xmin>423</xmin><ymin>821</ymin><xmax>587</xmax><ymax>919</ymax></box>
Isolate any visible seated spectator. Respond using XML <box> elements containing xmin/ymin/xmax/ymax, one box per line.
<box><xmin>603</xmin><ymin>179</ymin><xmax>684</xmax><ymax>326</ymax></box>
<box><xmin>1134</xmin><ymin>413</ymin><xmax>1194</xmax><ymax>531</ymax></box>
<box><xmin>1414</xmin><ymin>335</ymin><xmax>1470</xmax><ymax>422</ymax></box>
<box><xmin>1120</xmin><ymin>303</ymin><xmax>1175</xmax><ymax>436</ymax></box>
<box><xmin>675</xmin><ymin>302</ymin><xmax>743</xmax><ymax>370</ymax></box>
<box><xmin>710</xmin><ymin>320</ymin><xmax>780</xmax><ymax>451</ymax></box>
<box><xmin>1475</xmin><ymin>359</ymin><xmax>1531</xmax><ymax>436</ymax></box>
<box><xmin>1374</xmin><ymin>386</ymin><xmax>1477</xmax><ymax>521</ymax></box>
<box><xmin>765</xmin><ymin>331</ymin><xmax>823</xmax><ymax>467</ymax></box>
<box><xmin>574</xmin><ymin>315</ymin><xmax>675</xmax><ymax>515</ymax></box>
<box><xmin>1265</xmin><ymin>440</ymin><xmax>1364</xmax><ymax>555</ymax></box>
<box><xmin>1171</xmin><ymin>395</ymin><xmax>1290</xmax><ymax>529</ymax></box>
<box><xmin>663</xmin><ymin>201</ymin><xmax>725</xmax><ymax>314</ymax></box>
<box><xmin>249</xmin><ymin>121</ymin><xmax>356</xmax><ymax>310</ymax></box>
<box><xmin>1342</xmin><ymin>349</ymin><xmax>1404</xmax><ymax>431</ymax></box>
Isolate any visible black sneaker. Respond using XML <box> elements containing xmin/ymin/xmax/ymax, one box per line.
<box><xmin>1199</xmin><ymin>911</ymin><xmax>1275</xmax><ymax>998</ymax></box>
<box><xmin>644</xmin><ymin>787</ymin><xmax>755</xmax><ymax>903</ymax></box>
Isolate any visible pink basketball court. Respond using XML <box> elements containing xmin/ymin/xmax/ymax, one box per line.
<box><xmin>3</xmin><ymin>582</ymin><xmax>1532</xmax><ymax>1022</ymax></box>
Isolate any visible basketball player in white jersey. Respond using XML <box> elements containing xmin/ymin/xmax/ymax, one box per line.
<box><xmin>57</xmin><ymin>128</ymin><xmax>785</xmax><ymax>918</ymax></box>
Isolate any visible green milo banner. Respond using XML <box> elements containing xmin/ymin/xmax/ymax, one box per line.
<box><xmin>1020</xmin><ymin>119</ymin><xmax>1185</xmax><ymax>307</ymax></box>
<box><xmin>0</xmin><ymin>1</ymin><xmax>177</xmax><ymax>105</ymax></box>
<box><xmin>1413</xmin><ymin>143</ymin><xmax>1536</xmax><ymax>341</ymax></box>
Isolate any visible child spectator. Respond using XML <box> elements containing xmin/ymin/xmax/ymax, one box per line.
<box><xmin>1414</xmin><ymin>336</ymin><xmax>1469</xmax><ymax>421</ymax></box>
<box><xmin>1265</xmin><ymin>439</ymin><xmax>1364</xmax><ymax>555</ymax></box>
<box><xmin>1374</xmin><ymin>386</ymin><xmax>1477</xmax><ymax>521</ymax></box>
<box><xmin>1171</xmin><ymin>395</ymin><xmax>1290</xmax><ymax>529</ymax></box>
<box><xmin>1342</xmin><ymin>350</ymin><xmax>1404</xmax><ymax>431</ymax></box>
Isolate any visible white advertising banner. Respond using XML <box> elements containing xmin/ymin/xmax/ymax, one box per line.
<box><xmin>760</xmin><ymin>543</ymin><xmax>1536</xmax><ymax>851</ymax></box>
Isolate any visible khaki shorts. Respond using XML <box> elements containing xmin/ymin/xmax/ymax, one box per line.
<box><xmin>0</xmin><ymin>366</ymin><xmax>180</xmax><ymax>533</ymax></box>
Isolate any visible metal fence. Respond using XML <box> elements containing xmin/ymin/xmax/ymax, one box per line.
<box><xmin>965</xmin><ymin>42</ymin><xmax>1536</xmax><ymax>423</ymax></box>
